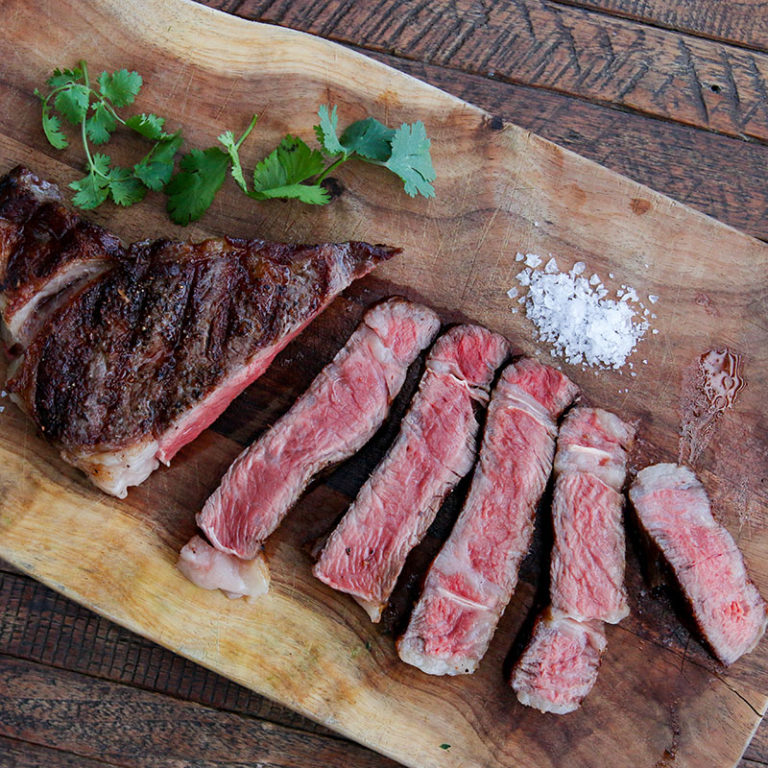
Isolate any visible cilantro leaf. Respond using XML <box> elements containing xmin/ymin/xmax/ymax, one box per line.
<box><xmin>253</xmin><ymin>135</ymin><xmax>325</xmax><ymax>190</ymax></box>
<box><xmin>218</xmin><ymin>130</ymin><xmax>248</xmax><ymax>193</ymax></box>
<box><xmin>251</xmin><ymin>182</ymin><xmax>329</xmax><ymax>205</ymax></box>
<box><xmin>97</xmin><ymin>69</ymin><xmax>142</xmax><ymax>107</ymax></box>
<box><xmin>126</xmin><ymin>113</ymin><xmax>168</xmax><ymax>141</ymax></box>
<box><xmin>165</xmin><ymin>146</ymin><xmax>230</xmax><ymax>225</ymax></box>
<box><xmin>384</xmin><ymin>121</ymin><xmax>436</xmax><ymax>198</ymax></box>
<box><xmin>41</xmin><ymin>109</ymin><xmax>68</xmax><ymax>149</ymax></box>
<box><xmin>340</xmin><ymin>117</ymin><xmax>394</xmax><ymax>161</ymax></box>
<box><xmin>47</xmin><ymin>67</ymin><xmax>82</xmax><ymax>90</ymax></box>
<box><xmin>69</xmin><ymin>154</ymin><xmax>112</xmax><ymax>209</ymax></box>
<box><xmin>314</xmin><ymin>105</ymin><xmax>346</xmax><ymax>156</ymax></box>
<box><xmin>54</xmin><ymin>84</ymin><xmax>90</xmax><ymax>124</ymax></box>
<box><xmin>86</xmin><ymin>102</ymin><xmax>117</xmax><ymax>144</ymax></box>
<box><xmin>106</xmin><ymin>167</ymin><xmax>147</xmax><ymax>206</ymax></box>
<box><xmin>134</xmin><ymin>132</ymin><xmax>183</xmax><ymax>191</ymax></box>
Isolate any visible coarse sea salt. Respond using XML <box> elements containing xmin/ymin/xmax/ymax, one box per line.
<box><xmin>509</xmin><ymin>256</ymin><xmax>654</xmax><ymax>369</ymax></box>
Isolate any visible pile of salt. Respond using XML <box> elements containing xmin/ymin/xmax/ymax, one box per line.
<box><xmin>509</xmin><ymin>254</ymin><xmax>655</xmax><ymax>370</ymax></box>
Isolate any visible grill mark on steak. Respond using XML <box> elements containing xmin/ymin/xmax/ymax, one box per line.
<box><xmin>178</xmin><ymin>298</ymin><xmax>440</xmax><ymax>598</ymax></box>
<box><xmin>629</xmin><ymin>463</ymin><xmax>767</xmax><ymax>666</ymax></box>
<box><xmin>510</xmin><ymin>406</ymin><xmax>634</xmax><ymax>713</ymax></box>
<box><xmin>397</xmin><ymin>357</ymin><xmax>578</xmax><ymax>676</ymax></box>
<box><xmin>313</xmin><ymin>324</ymin><xmax>510</xmax><ymax>623</ymax></box>
<box><xmin>1</xmin><ymin>167</ymin><xmax>397</xmax><ymax>497</ymax></box>
<box><xmin>0</xmin><ymin>166</ymin><xmax>123</xmax><ymax>350</ymax></box>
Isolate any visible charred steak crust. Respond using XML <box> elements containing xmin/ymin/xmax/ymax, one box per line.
<box><xmin>9</xmin><ymin>237</ymin><xmax>396</xmax><ymax>452</ymax></box>
<box><xmin>0</xmin><ymin>166</ymin><xmax>124</xmax><ymax>348</ymax></box>
<box><xmin>0</xmin><ymin>166</ymin><xmax>398</xmax><ymax>496</ymax></box>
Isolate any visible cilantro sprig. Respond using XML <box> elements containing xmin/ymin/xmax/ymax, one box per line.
<box><xmin>35</xmin><ymin>60</ymin><xmax>181</xmax><ymax>209</ymax></box>
<box><xmin>165</xmin><ymin>105</ymin><xmax>436</xmax><ymax>224</ymax></box>
<box><xmin>37</xmin><ymin>60</ymin><xmax>437</xmax><ymax>224</ymax></box>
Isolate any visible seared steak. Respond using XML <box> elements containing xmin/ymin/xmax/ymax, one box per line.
<box><xmin>511</xmin><ymin>610</ymin><xmax>607</xmax><ymax>715</ymax></box>
<box><xmin>180</xmin><ymin>298</ymin><xmax>440</xmax><ymax>598</ymax></box>
<box><xmin>398</xmin><ymin>358</ymin><xmax>578</xmax><ymax>675</ymax></box>
<box><xmin>511</xmin><ymin>406</ymin><xmax>633</xmax><ymax>713</ymax></box>
<box><xmin>313</xmin><ymin>324</ymin><xmax>510</xmax><ymax>622</ymax></box>
<box><xmin>0</xmin><ymin>166</ymin><xmax>122</xmax><ymax>351</ymax></box>
<box><xmin>629</xmin><ymin>463</ymin><xmax>767</xmax><ymax>665</ymax></box>
<box><xmin>1</xmin><ymin>168</ymin><xmax>397</xmax><ymax>497</ymax></box>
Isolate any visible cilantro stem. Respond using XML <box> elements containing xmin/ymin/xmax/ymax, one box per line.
<box><xmin>314</xmin><ymin>154</ymin><xmax>347</xmax><ymax>184</ymax></box>
<box><xmin>76</xmin><ymin>60</ymin><xmax>106</xmax><ymax>180</ymax></box>
<box><xmin>236</xmin><ymin>114</ymin><xmax>259</xmax><ymax>149</ymax></box>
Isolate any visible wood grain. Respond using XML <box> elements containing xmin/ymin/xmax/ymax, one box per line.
<box><xmin>217</xmin><ymin>0</ymin><xmax>768</xmax><ymax>141</ymax></box>
<box><xmin>0</xmin><ymin>1</ymin><xmax>767</xmax><ymax>767</ymax></box>
<box><xmin>559</xmin><ymin>0</ymin><xmax>768</xmax><ymax>52</ymax></box>
<box><xmin>361</xmin><ymin>50</ymin><xmax>768</xmax><ymax>242</ymax></box>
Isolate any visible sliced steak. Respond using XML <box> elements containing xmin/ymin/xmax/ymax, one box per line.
<box><xmin>629</xmin><ymin>463</ymin><xmax>767</xmax><ymax>665</ymax></box>
<box><xmin>3</xmin><ymin>173</ymin><xmax>397</xmax><ymax>497</ymax></box>
<box><xmin>0</xmin><ymin>166</ymin><xmax>123</xmax><ymax>351</ymax></box>
<box><xmin>550</xmin><ymin>407</ymin><xmax>634</xmax><ymax>623</ymax></box>
<box><xmin>511</xmin><ymin>610</ymin><xmax>607</xmax><ymax>715</ymax></box>
<box><xmin>179</xmin><ymin>299</ymin><xmax>440</xmax><ymax>598</ymax></box>
<box><xmin>511</xmin><ymin>406</ymin><xmax>633</xmax><ymax>714</ymax></box>
<box><xmin>313</xmin><ymin>324</ymin><xmax>510</xmax><ymax>622</ymax></box>
<box><xmin>397</xmin><ymin>358</ymin><xmax>578</xmax><ymax>675</ymax></box>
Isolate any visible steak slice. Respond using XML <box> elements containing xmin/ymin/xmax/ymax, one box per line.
<box><xmin>313</xmin><ymin>324</ymin><xmax>510</xmax><ymax>622</ymax></box>
<box><xmin>0</xmin><ymin>166</ymin><xmax>123</xmax><ymax>351</ymax></box>
<box><xmin>511</xmin><ymin>406</ymin><xmax>633</xmax><ymax>713</ymax></box>
<box><xmin>7</xmin><ymin>232</ymin><xmax>396</xmax><ymax>497</ymax></box>
<box><xmin>511</xmin><ymin>610</ymin><xmax>607</xmax><ymax>715</ymax></box>
<box><xmin>629</xmin><ymin>463</ymin><xmax>767</xmax><ymax>665</ymax></box>
<box><xmin>179</xmin><ymin>299</ymin><xmax>440</xmax><ymax>598</ymax></box>
<box><xmin>397</xmin><ymin>358</ymin><xmax>578</xmax><ymax>675</ymax></box>
<box><xmin>550</xmin><ymin>408</ymin><xmax>634</xmax><ymax>623</ymax></box>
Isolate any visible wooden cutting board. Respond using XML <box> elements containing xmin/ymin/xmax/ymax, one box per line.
<box><xmin>0</xmin><ymin>1</ymin><xmax>766</xmax><ymax>766</ymax></box>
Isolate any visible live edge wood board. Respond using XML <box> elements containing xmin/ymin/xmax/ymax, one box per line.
<box><xmin>0</xmin><ymin>1</ymin><xmax>766</xmax><ymax>766</ymax></box>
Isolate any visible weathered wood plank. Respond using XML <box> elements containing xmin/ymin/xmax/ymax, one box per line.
<box><xmin>359</xmin><ymin>48</ymin><xmax>768</xmax><ymax>242</ymax></box>
<box><xmin>558</xmin><ymin>0</ymin><xmax>768</xmax><ymax>53</ymax></box>
<box><xmin>0</xmin><ymin>656</ymin><xmax>400</xmax><ymax>768</ymax></box>
<box><xmin>209</xmin><ymin>0</ymin><xmax>768</xmax><ymax>142</ymax></box>
<box><xmin>744</xmin><ymin>718</ymin><xmax>768</xmax><ymax>766</ymax></box>
<box><xmin>0</xmin><ymin>569</ymin><xmax>332</xmax><ymax>737</ymax></box>
<box><xmin>0</xmin><ymin>735</ymin><xmax>120</xmax><ymax>768</ymax></box>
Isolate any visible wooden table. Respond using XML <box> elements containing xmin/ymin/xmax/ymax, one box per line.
<box><xmin>1</xmin><ymin>0</ymin><xmax>767</xmax><ymax>765</ymax></box>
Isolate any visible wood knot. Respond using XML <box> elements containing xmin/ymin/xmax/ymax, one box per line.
<box><xmin>631</xmin><ymin>197</ymin><xmax>651</xmax><ymax>215</ymax></box>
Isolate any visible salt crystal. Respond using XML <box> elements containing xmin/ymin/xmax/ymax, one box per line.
<box><xmin>0</xmin><ymin>406</ymin><xmax>4</xmax><ymax>413</ymax></box>
<box><xmin>0</xmin><ymin>390</ymin><xmax>6</xmax><ymax>398</ymax></box>
<box><xmin>652</xmin><ymin>328</ymin><xmax>659</xmax><ymax>334</ymax></box>
<box><xmin>534</xmin><ymin>221</ymin><xmax>540</xmax><ymax>227</ymax></box>
<box><xmin>515</xmin><ymin>252</ymin><xmax>525</xmax><ymax>262</ymax></box>
<box><xmin>507</xmin><ymin>287</ymin><xmax>519</xmax><ymax>299</ymax></box>
<box><xmin>609</xmin><ymin>272</ymin><xmax>615</xmax><ymax>279</ymax></box>
<box><xmin>510</xmin><ymin>254</ymin><xmax>650</xmax><ymax>369</ymax></box>
<box><xmin>648</xmin><ymin>294</ymin><xmax>659</xmax><ymax>304</ymax></box>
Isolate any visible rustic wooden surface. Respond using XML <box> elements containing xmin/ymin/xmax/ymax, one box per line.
<box><xmin>0</xmin><ymin>0</ymin><xmax>767</xmax><ymax>766</ymax></box>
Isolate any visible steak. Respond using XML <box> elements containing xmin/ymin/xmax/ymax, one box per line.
<box><xmin>511</xmin><ymin>610</ymin><xmax>607</xmax><ymax>715</ymax></box>
<box><xmin>313</xmin><ymin>324</ymin><xmax>510</xmax><ymax>622</ymax></box>
<box><xmin>0</xmin><ymin>166</ymin><xmax>122</xmax><ymax>351</ymax></box>
<box><xmin>511</xmin><ymin>406</ymin><xmax>633</xmax><ymax>713</ymax></box>
<box><xmin>179</xmin><ymin>298</ymin><xmax>440</xmax><ymax>597</ymax></box>
<box><xmin>550</xmin><ymin>408</ymin><xmax>634</xmax><ymax>623</ymax></box>
<box><xmin>1</xmin><ymin>168</ymin><xmax>397</xmax><ymax>497</ymax></box>
<box><xmin>397</xmin><ymin>358</ymin><xmax>578</xmax><ymax>675</ymax></box>
<box><xmin>629</xmin><ymin>463</ymin><xmax>767</xmax><ymax>665</ymax></box>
